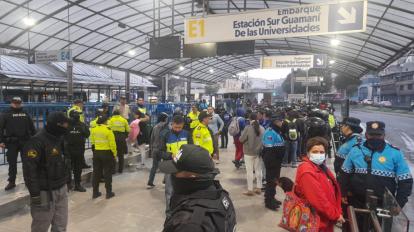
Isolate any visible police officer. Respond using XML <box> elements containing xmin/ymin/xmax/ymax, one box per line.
<box><xmin>22</xmin><ymin>112</ymin><xmax>70</xmax><ymax>232</ymax></box>
<box><xmin>187</xmin><ymin>104</ymin><xmax>200</xmax><ymax>131</ymax></box>
<box><xmin>262</xmin><ymin>114</ymin><xmax>285</xmax><ymax>211</ymax></box>
<box><xmin>193</xmin><ymin>111</ymin><xmax>214</xmax><ymax>157</ymax></box>
<box><xmin>90</xmin><ymin>116</ymin><xmax>117</xmax><ymax>199</ymax></box>
<box><xmin>67</xmin><ymin>99</ymin><xmax>85</xmax><ymax>123</ymax></box>
<box><xmin>340</xmin><ymin>121</ymin><xmax>413</xmax><ymax>212</ymax></box>
<box><xmin>108</xmin><ymin>110</ymin><xmax>129</xmax><ymax>173</ymax></box>
<box><xmin>64</xmin><ymin>111</ymin><xmax>90</xmax><ymax>192</ymax></box>
<box><xmin>0</xmin><ymin>96</ymin><xmax>36</xmax><ymax>191</ymax></box>
<box><xmin>160</xmin><ymin>115</ymin><xmax>193</xmax><ymax>217</ymax></box>
<box><xmin>333</xmin><ymin>117</ymin><xmax>363</xmax><ymax>176</ymax></box>
<box><xmin>160</xmin><ymin>144</ymin><xmax>236</xmax><ymax>231</ymax></box>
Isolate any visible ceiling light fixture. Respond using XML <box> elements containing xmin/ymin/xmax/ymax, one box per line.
<box><xmin>179</xmin><ymin>65</ymin><xmax>185</xmax><ymax>71</ymax></box>
<box><xmin>209</xmin><ymin>68</ymin><xmax>214</xmax><ymax>74</ymax></box>
<box><xmin>329</xmin><ymin>60</ymin><xmax>336</xmax><ymax>65</ymax></box>
<box><xmin>128</xmin><ymin>50</ymin><xmax>136</xmax><ymax>56</ymax></box>
<box><xmin>22</xmin><ymin>17</ymin><xmax>36</xmax><ymax>26</ymax></box>
<box><xmin>330</xmin><ymin>39</ymin><xmax>340</xmax><ymax>47</ymax></box>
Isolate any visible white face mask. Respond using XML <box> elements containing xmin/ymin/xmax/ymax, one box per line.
<box><xmin>309</xmin><ymin>153</ymin><xmax>326</xmax><ymax>165</ymax></box>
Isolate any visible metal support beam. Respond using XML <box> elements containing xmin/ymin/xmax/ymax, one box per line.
<box><xmin>67</xmin><ymin>61</ymin><xmax>73</xmax><ymax>101</ymax></box>
<box><xmin>125</xmin><ymin>71</ymin><xmax>130</xmax><ymax>102</ymax></box>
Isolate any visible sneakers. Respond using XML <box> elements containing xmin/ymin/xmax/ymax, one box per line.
<box><xmin>265</xmin><ymin>202</ymin><xmax>280</xmax><ymax>211</ymax></box>
<box><xmin>106</xmin><ymin>192</ymin><xmax>115</xmax><ymax>199</ymax></box>
<box><xmin>74</xmin><ymin>184</ymin><xmax>86</xmax><ymax>192</ymax></box>
<box><xmin>291</xmin><ymin>163</ymin><xmax>298</xmax><ymax>168</ymax></box>
<box><xmin>4</xmin><ymin>182</ymin><xmax>16</xmax><ymax>191</ymax></box>
<box><xmin>232</xmin><ymin>160</ymin><xmax>241</xmax><ymax>169</ymax></box>
<box><xmin>147</xmin><ymin>183</ymin><xmax>155</xmax><ymax>189</ymax></box>
<box><xmin>92</xmin><ymin>192</ymin><xmax>102</xmax><ymax>199</ymax></box>
<box><xmin>243</xmin><ymin>191</ymin><xmax>255</xmax><ymax>196</ymax></box>
<box><xmin>253</xmin><ymin>188</ymin><xmax>262</xmax><ymax>195</ymax></box>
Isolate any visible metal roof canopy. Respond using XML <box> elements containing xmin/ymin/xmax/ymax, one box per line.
<box><xmin>0</xmin><ymin>0</ymin><xmax>413</xmax><ymax>84</ymax></box>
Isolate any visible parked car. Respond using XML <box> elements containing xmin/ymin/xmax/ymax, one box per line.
<box><xmin>379</xmin><ymin>101</ymin><xmax>392</xmax><ymax>107</ymax></box>
<box><xmin>361</xmin><ymin>99</ymin><xmax>373</xmax><ymax>105</ymax></box>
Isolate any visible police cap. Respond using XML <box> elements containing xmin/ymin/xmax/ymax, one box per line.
<box><xmin>366</xmin><ymin>121</ymin><xmax>385</xmax><ymax>135</ymax></box>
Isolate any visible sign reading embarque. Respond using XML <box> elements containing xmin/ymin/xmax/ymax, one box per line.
<box><xmin>184</xmin><ymin>0</ymin><xmax>367</xmax><ymax>44</ymax></box>
<box><xmin>260</xmin><ymin>54</ymin><xmax>327</xmax><ymax>69</ymax></box>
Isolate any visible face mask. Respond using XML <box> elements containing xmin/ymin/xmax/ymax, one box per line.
<box><xmin>366</xmin><ymin>138</ymin><xmax>385</xmax><ymax>150</ymax></box>
<box><xmin>309</xmin><ymin>153</ymin><xmax>326</xmax><ymax>165</ymax></box>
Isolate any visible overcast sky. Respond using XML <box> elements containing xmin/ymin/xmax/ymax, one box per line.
<box><xmin>237</xmin><ymin>68</ymin><xmax>292</xmax><ymax>80</ymax></box>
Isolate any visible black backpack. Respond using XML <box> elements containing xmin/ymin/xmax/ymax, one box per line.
<box><xmin>307</xmin><ymin>117</ymin><xmax>328</xmax><ymax>139</ymax></box>
<box><xmin>163</xmin><ymin>181</ymin><xmax>236</xmax><ymax>232</ymax></box>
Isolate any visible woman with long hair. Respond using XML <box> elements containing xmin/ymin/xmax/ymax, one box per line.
<box><xmin>239</xmin><ymin>113</ymin><xmax>265</xmax><ymax>196</ymax></box>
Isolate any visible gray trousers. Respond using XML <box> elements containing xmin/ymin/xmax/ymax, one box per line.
<box><xmin>31</xmin><ymin>186</ymin><xmax>68</xmax><ymax>232</ymax></box>
<box><xmin>164</xmin><ymin>174</ymin><xmax>173</xmax><ymax>218</ymax></box>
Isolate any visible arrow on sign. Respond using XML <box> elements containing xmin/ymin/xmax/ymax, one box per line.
<box><xmin>316</xmin><ymin>58</ymin><xmax>323</xmax><ymax>66</ymax></box>
<box><xmin>337</xmin><ymin>7</ymin><xmax>356</xmax><ymax>24</ymax></box>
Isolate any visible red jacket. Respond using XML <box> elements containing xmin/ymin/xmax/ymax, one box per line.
<box><xmin>295</xmin><ymin>157</ymin><xmax>342</xmax><ymax>232</ymax></box>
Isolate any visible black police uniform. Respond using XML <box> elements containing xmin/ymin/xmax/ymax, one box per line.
<box><xmin>22</xmin><ymin>112</ymin><xmax>70</xmax><ymax>231</ymax></box>
<box><xmin>64</xmin><ymin>116</ymin><xmax>90</xmax><ymax>191</ymax></box>
<box><xmin>0</xmin><ymin>106</ymin><xmax>36</xmax><ymax>186</ymax></box>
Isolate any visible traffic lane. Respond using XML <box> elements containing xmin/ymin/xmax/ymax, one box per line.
<box><xmin>349</xmin><ymin>109</ymin><xmax>414</xmax><ymax>160</ymax></box>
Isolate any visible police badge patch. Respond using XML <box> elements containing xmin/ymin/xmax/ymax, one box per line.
<box><xmin>222</xmin><ymin>196</ymin><xmax>230</xmax><ymax>210</ymax></box>
<box><xmin>27</xmin><ymin>150</ymin><xmax>38</xmax><ymax>158</ymax></box>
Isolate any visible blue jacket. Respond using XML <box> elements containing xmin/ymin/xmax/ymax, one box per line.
<box><xmin>262</xmin><ymin>128</ymin><xmax>284</xmax><ymax>148</ymax></box>
<box><xmin>336</xmin><ymin>134</ymin><xmax>363</xmax><ymax>159</ymax></box>
<box><xmin>340</xmin><ymin>142</ymin><xmax>413</xmax><ymax>207</ymax></box>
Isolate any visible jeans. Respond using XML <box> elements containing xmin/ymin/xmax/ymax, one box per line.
<box><xmin>244</xmin><ymin>155</ymin><xmax>263</xmax><ymax>191</ymax></box>
<box><xmin>164</xmin><ymin>174</ymin><xmax>173</xmax><ymax>217</ymax></box>
<box><xmin>31</xmin><ymin>186</ymin><xmax>68</xmax><ymax>232</ymax></box>
<box><xmin>283</xmin><ymin>140</ymin><xmax>298</xmax><ymax>165</ymax></box>
<box><xmin>220</xmin><ymin>127</ymin><xmax>229</xmax><ymax>148</ymax></box>
<box><xmin>147</xmin><ymin>154</ymin><xmax>160</xmax><ymax>185</ymax></box>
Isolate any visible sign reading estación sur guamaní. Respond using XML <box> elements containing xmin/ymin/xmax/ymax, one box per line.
<box><xmin>184</xmin><ymin>0</ymin><xmax>367</xmax><ymax>44</ymax></box>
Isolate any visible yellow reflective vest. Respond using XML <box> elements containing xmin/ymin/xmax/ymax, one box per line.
<box><xmin>90</xmin><ymin>117</ymin><xmax>98</xmax><ymax>129</ymax></box>
<box><xmin>328</xmin><ymin>114</ymin><xmax>336</xmax><ymax>129</ymax></box>
<box><xmin>187</xmin><ymin>111</ymin><xmax>200</xmax><ymax>129</ymax></box>
<box><xmin>138</xmin><ymin>106</ymin><xmax>147</xmax><ymax>115</ymax></box>
<box><xmin>192</xmin><ymin>123</ymin><xmax>214</xmax><ymax>156</ymax></box>
<box><xmin>67</xmin><ymin>105</ymin><xmax>85</xmax><ymax>123</ymax></box>
<box><xmin>108</xmin><ymin>115</ymin><xmax>130</xmax><ymax>133</ymax></box>
<box><xmin>90</xmin><ymin>124</ymin><xmax>117</xmax><ymax>157</ymax></box>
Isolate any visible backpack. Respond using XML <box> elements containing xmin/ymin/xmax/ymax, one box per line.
<box><xmin>286</xmin><ymin>119</ymin><xmax>298</xmax><ymax>141</ymax></box>
<box><xmin>307</xmin><ymin>117</ymin><xmax>328</xmax><ymax>139</ymax></box>
<box><xmin>163</xmin><ymin>181</ymin><xmax>236</xmax><ymax>232</ymax></box>
<box><xmin>228</xmin><ymin>117</ymin><xmax>240</xmax><ymax>136</ymax></box>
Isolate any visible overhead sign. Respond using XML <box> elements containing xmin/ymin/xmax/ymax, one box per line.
<box><xmin>261</xmin><ymin>54</ymin><xmax>327</xmax><ymax>69</ymax></box>
<box><xmin>28</xmin><ymin>49</ymin><xmax>72</xmax><ymax>64</ymax></box>
<box><xmin>184</xmin><ymin>0</ymin><xmax>367</xmax><ymax>44</ymax></box>
<box><xmin>302</xmin><ymin>82</ymin><xmax>321</xmax><ymax>87</ymax></box>
<box><xmin>295</xmin><ymin>76</ymin><xmax>320</xmax><ymax>83</ymax></box>
<box><xmin>288</xmin><ymin>94</ymin><xmax>305</xmax><ymax>100</ymax></box>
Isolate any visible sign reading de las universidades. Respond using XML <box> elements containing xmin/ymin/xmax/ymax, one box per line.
<box><xmin>184</xmin><ymin>0</ymin><xmax>367</xmax><ymax>44</ymax></box>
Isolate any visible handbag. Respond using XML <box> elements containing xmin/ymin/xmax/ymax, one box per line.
<box><xmin>279</xmin><ymin>188</ymin><xmax>320</xmax><ymax>232</ymax></box>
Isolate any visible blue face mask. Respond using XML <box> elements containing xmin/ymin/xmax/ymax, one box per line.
<box><xmin>366</xmin><ymin>138</ymin><xmax>385</xmax><ymax>150</ymax></box>
<box><xmin>309</xmin><ymin>153</ymin><xmax>326</xmax><ymax>165</ymax></box>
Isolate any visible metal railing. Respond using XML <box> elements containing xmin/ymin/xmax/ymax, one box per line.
<box><xmin>0</xmin><ymin>102</ymin><xmax>191</xmax><ymax>165</ymax></box>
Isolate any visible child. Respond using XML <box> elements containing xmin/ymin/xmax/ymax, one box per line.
<box><xmin>277</xmin><ymin>177</ymin><xmax>294</xmax><ymax>193</ymax></box>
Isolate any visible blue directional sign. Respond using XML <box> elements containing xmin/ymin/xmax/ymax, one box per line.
<box><xmin>313</xmin><ymin>54</ymin><xmax>328</xmax><ymax>69</ymax></box>
<box><xmin>328</xmin><ymin>1</ymin><xmax>366</xmax><ymax>33</ymax></box>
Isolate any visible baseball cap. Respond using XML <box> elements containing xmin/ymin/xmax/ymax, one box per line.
<box><xmin>11</xmin><ymin>96</ymin><xmax>22</xmax><ymax>103</ymax></box>
<box><xmin>159</xmin><ymin>144</ymin><xmax>219</xmax><ymax>178</ymax></box>
<box><xmin>366</xmin><ymin>121</ymin><xmax>385</xmax><ymax>135</ymax></box>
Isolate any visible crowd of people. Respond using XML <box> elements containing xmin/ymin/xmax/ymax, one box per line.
<box><xmin>0</xmin><ymin>96</ymin><xmax>412</xmax><ymax>232</ymax></box>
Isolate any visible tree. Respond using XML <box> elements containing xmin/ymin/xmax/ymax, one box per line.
<box><xmin>334</xmin><ymin>75</ymin><xmax>361</xmax><ymax>95</ymax></box>
<box><xmin>282</xmin><ymin>69</ymin><xmax>332</xmax><ymax>94</ymax></box>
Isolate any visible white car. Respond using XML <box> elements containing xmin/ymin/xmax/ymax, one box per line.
<box><xmin>379</xmin><ymin>101</ymin><xmax>392</xmax><ymax>107</ymax></box>
<box><xmin>362</xmin><ymin>99</ymin><xmax>373</xmax><ymax>105</ymax></box>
